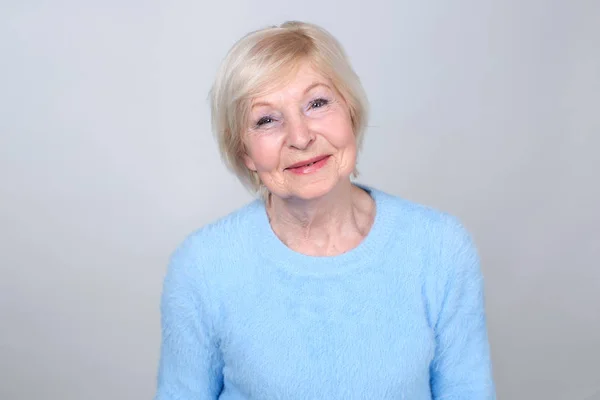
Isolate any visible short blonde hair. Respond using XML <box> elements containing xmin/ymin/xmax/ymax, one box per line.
<box><xmin>210</xmin><ymin>21</ymin><xmax>369</xmax><ymax>194</ymax></box>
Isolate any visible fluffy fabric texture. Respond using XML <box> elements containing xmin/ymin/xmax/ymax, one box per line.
<box><xmin>155</xmin><ymin>186</ymin><xmax>496</xmax><ymax>399</ymax></box>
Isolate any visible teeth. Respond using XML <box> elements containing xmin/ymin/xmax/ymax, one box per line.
<box><xmin>307</xmin><ymin>162</ymin><xmax>315</xmax><ymax>166</ymax></box>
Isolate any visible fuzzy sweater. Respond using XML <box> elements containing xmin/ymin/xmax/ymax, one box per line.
<box><xmin>155</xmin><ymin>186</ymin><xmax>496</xmax><ymax>399</ymax></box>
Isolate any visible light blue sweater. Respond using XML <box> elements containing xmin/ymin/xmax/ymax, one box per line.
<box><xmin>155</xmin><ymin>186</ymin><xmax>495</xmax><ymax>399</ymax></box>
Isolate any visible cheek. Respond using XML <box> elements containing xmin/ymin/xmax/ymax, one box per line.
<box><xmin>321</xmin><ymin>114</ymin><xmax>357</xmax><ymax>171</ymax></box>
<box><xmin>324</xmin><ymin>114</ymin><xmax>356</xmax><ymax>148</ymax></box>
<box><xmin>246</xmin><ymin>134</ymin><xmax>285</xmax><ymax>171</ymax></box>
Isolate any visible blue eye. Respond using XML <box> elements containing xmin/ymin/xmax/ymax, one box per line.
<box><xmin>256</xmin><ymin>116</ymin><xmax>274</xmax><ymax>127</ymax></box>
<box><xmin>310</xmin><ymin>98</ymin><xmax>329</xmax><ymax>109</ymax></box>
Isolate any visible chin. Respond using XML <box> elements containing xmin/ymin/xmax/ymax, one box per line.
<box><xmin>293</xmin><ymin>185</ymin><xmax>333</xmax><ymax>201</ymax></box>
<box><xmin>264</xmin><ymin>164</ymin><xmax>354</xmax><ymax>201</ymax></box>
<box><xmin>287</xmin><ymin>176</ymin><xmax>348</xmax><ymax>201</ymax></box>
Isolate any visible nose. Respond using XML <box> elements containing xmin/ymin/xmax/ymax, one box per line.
<box><xmin>285</xmin><ymin>114</ymin><xmax>315</xmax><ymax>150</ymax></box>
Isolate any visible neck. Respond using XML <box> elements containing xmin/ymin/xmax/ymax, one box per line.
<box><xmin>266</xmin><ymin>180</ymin><xmax>374</xmax><ymax>255</ymax></box>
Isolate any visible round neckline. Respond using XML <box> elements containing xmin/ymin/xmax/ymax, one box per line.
<box><xmin>251</xmin><ymin>184</ymin><xmax>395</xmax><ymax>276</ymax></box>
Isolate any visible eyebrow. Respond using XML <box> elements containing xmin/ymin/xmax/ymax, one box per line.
<box><xmin>251</xmin><ymin>82</ymin><xmax>330</xmax><ymax>110</ymax></box>
<box><xmin>303</xmin><ymin>82</ymin><xmax>329</xmax><ymax>94</ymax></box>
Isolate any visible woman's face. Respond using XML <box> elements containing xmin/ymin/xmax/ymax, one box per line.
<box><xmin>243</xmin><ymin>63</ymin><xmax>357</xmax><ymax>201</ymax></box>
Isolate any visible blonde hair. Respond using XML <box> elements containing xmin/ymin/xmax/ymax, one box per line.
<box><xmin>210</xmin><ymin>21</ymin><xmax>369</xmax><ymax>194</ymax></box>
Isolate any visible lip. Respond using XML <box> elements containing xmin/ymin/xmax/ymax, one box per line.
<box><xmin>285</xmin><ymin>155</ymin><xmax>331</xmax><ymax>170</ymax></box>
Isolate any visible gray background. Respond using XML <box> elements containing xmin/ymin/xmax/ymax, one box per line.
<box><xmin>1</xmin><ymin>1</ymin><xmax>598</xmax><ymax>399</ymax></box>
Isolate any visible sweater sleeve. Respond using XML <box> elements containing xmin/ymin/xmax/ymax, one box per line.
<box><xmin>429</xmin><ymin>217</ymin><xmax>496</xmax><ymax>399</ymax></box>
<box><xmin>155</xmin><ymin>240</ymin><xmax>224</xmax><ymax>400</ymax></box>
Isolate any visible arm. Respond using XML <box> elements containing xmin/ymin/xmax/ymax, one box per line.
<box><xmin>430</xmin><ymin>218</ymin><xmax>496</xmax><ymax>399</ymax></box>
<box><xmin>155</xmin><ymin>242</ymin><xmax>223</xmax><ymax>400</ymax></box>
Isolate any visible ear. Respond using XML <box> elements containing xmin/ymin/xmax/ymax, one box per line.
<box><xmin>243</xmin><ymin>153</ymin><xmax>257</xmax><ymax>171</ymax></box>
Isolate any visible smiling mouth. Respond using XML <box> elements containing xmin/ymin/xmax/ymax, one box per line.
<box><xmin>286</xmin><ymin>155</ymin><xmax>330</xmax><ymax>170</ymax></box>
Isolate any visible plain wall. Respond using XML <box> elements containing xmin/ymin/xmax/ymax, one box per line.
<box><xmin>1</xmin><ymin>1</ymin><xmax>598</xmax><ymax>399</ymax></box>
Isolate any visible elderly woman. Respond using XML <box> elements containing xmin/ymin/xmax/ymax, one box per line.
<box><xmin>155</xmin><ymin>21</ymin><xmax>495</xmax><ymax>399</ymax></box>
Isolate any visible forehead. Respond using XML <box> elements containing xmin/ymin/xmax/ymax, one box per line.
<box><xmin>251</xmin><ymin>63</ymin><xmax>332</xmax><ymax>106</ymax></box>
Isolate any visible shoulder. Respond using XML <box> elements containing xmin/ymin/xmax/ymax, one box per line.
<box><xmin>371</xmin><ymin>186</ymin><xmax>471</xmax><ymax>241</ymax></box>
<box><xmin>369</xmin><ymin>185</ymin><xmax>478</xmax><ymax>271</ymax></box>
<box><xmin>369</xmin><ymin>187</ymin><xmax>483</xmax><ymax>325</ymax></box>
<box><xmin>164</xmin><ymin>200</ymin><xmax>262</xmax><ymax>284</ymax></box>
